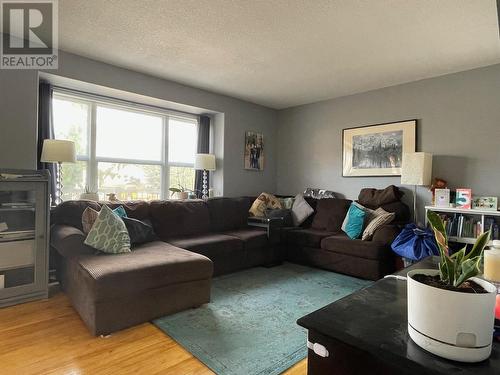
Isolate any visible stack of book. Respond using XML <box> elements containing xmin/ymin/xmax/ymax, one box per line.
<box><xmin>438</xmin><ymin>214</ymin><xmax>484</xmax><ymax>239</ymax></box>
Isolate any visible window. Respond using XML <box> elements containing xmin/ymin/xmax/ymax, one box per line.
<box><xmin>52</xmin><ymin>90</ymin><xmax>199</xmax><ymax>200</ymax></box>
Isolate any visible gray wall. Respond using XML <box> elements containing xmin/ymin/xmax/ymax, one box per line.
<box><xmin>277</xmin><ymin>64</ymin><xmax>500</xmax><ymax>219</ymax></box>
<box><xmin>0</xmin><ymin>50</ymin><xmax>277</xmax><ymax>197</ymax></box>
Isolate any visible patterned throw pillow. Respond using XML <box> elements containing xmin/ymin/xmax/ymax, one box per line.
<box><xmin>249</xmin><ymin>193</ymin><xmax>282</xmax><ymax>217</ymax></box>
<box><xmin>342</xmin><ymin>203</ymin><xmax>366</xmax><ymax>239</ymax></box>
<box><xmin>361</xmin><ymin>208</ymin><xmax>396</xmax><ymax>241</ymax></box>
<box><xmin>278</xmin><ymin>197</ymin><xmax>295</xmax><ymax>209</ymax></box>
<box><xmin>84</xmin><ymin>205</ymin><xmax>131</xmax><ymax>253</ymax></box>
<box><xmin>341</xmin><ymin>202</ymin><xmax>375</xmax><ymax>232</ymax></box>
<box><xmin>303</xmin><ymin>188</ymin><xmax>336</xmax><ymax>199</ymax></box>
<box><xmin>82</xmin><ymin>205</ymin><xmax>128</xmax><ymax>234</ymax></box>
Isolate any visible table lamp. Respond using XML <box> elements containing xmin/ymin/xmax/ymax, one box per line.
<box><xmin>194</xmin><ymin>153</ymin><xmax>216</xmax><ymax>200</ymax></box>
<box><xmin>401</xmin><ymin>152</ymin><xmax>433</xmax><ymax>224</ymax></box>
<box><xmin>41</xmin><ymin>139</ymin><xmax>76</xmax><ymax>204</ymax></box>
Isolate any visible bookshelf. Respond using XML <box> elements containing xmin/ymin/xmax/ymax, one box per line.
<box><xmin>425</xmin><ymin>206</ymin><xmax>500</xmax><ymax>246</ymax></box>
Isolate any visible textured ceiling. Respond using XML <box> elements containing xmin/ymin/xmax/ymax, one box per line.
<box><xmin>58</xmin><ymin>0</ymin><xmax>500</xmax><ymax>109</ymax></box>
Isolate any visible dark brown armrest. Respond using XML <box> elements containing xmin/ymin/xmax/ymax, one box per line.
<box><xmin>371</xmin><ymin>224</ymin><xmax>400</xmax><ymax>246</ymax></box>
<box><xmin>50</xmin><ymin>224</ymin><xmax>96</xmax><ymax>258</ymax></box>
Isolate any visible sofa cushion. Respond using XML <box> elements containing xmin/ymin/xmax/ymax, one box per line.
<box><xmin>222</xmin><ymin>227</ymin><xmax>268</xmax><ymax>250</ymax></box>
<box><xmin>358</xmin><ymin>185</ymin><xmax>403</xmax><ymax>208</ymax></box>
<box><xmin>73</xmin><ymin>241</ymin><xmax>213</xmax><ymax>301</ymax></box>
<box><xmin>379</xmin><ymin>201</ymin><xmax>410</xmax><ymax>224</ymax></box>
<box><xmin>311</xmin><ymin>198</ymin><xmax>352</xmax><ymax>232</ymax></box>
<box><xmin>150</xmin><ymin>200</ymin><xmax>210</xmax><ymax>239</ymax></box>
<box><xmin>286</xmin><ymin>228</ymin><xmax>335</xmax><ymax>248</ymax></box>
<box><xmin>52</xmin><ymin>200</ymin><xmax>102</xmax><ymax>231</ymax></box>
<box><xmin>320</xmin><ymin>234</ymin><xmax>391</xmax><ymax>260</ymax></box>
<box><xmin>207</xmin><ymin>197</ymin><xmax>253</xmax><ymax>232</ymax></box>
<box><xmin>167</xmin><ymin>233</ymin><xmax>243</xmax><ymax>257</ymax></box>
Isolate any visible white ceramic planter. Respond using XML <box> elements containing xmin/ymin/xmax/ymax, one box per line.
<box><xmin>407</xmin><ymin>269</ymin><xmax>497</xmax><ymax>362</ymax></box>
<box><xmin>176</xmin><ymin>191</ymin><xmax>188</xmax><ymax>200</ymax></box>
<box><xmin>79</xmin><ymin>192</ymin><xmax>99</xmax><ymax>201</ymax></box>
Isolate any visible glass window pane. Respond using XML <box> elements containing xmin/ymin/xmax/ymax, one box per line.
<box><xmin>169</xmin><ymin>166</ymin><xmax>195</xmax><ymax>195</ymax></box>
<box><xmin>52</xmin><ymin>97</ymin><xmax>89</xmax><ymax>156</ymax></box>
<box><xmin>98</xmin><ymin>162</ymin><xmax>161</xmax><ymax>201</ymax></box>
<box><xmin>96</xmin><ymin>106</ymin><xmax>163</xmax><ymax>161</ymax></box>
<box><xmin>168</xmin><ymin>119</ymin><xmax>197</xmax><ymax>164</ymax></box>
<box><xmin>61</xmin><ymin>161</ymin><xmax>88</xmax><ymax>201</ymax></box>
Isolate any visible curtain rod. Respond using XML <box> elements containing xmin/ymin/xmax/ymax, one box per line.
<box><xmin>50</xmin><ymin>84</ymin><xmax>211</xmax><ymax>121</ymax></box>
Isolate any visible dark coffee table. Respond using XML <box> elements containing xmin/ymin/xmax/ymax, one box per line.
<box><xmin>297</xmin><ymin>257</ymin><xmax>500</xmax><ymax>375</ymax></box>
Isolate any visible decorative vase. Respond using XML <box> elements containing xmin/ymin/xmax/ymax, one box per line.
<box><xmin>79</xmin><ymin>192</ymin><xmax>99</xmax><ymax>201</ymax></box>
<box><xmin>407</xmin><ymin>269</ymin><xmax>497</xmax><ymax>362</ymax></box>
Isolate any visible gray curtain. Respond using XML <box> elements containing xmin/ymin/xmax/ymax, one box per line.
<box><xmin>194</xmin><ymin>115</ymin><xmax>211</xmax><ymax>198</ymax></box>
<box><xmin>37</xmin><ymin>82</ymin><xmax>57</xmax><ymax>202</ymax></box>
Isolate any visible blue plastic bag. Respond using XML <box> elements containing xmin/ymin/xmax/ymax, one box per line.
<box><xmin>391</xmin><ymin>223</ymin><xmax>439</xmax><ymax>261</ymax></box>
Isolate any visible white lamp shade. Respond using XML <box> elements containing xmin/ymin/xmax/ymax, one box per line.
<box><xmin>40</xmin><ymin>139</ymin><xmax>77</xmax><ymax>163</ymax></box>
<box><xmin>401</xmin><ymin>152</ymin><xmax>432</xmax><ymax>186</ymax></box>
<box><xmin>194</xmin><ymin>153</ymin><xmax>216</xmax><ymax>171</ymax></box>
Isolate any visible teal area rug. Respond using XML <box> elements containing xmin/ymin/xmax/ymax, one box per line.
<box><xmin>153</xmin><ymin>263</ymin><xmax>371</xmax><ymax>375</ymax></box>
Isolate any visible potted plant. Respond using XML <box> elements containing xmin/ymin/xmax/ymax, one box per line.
<box><xmin>169</xmin><ymin>185</ymin><xmax>189</xmax><ymax>200</ymax></box>
<box><xmin>80</xmin><ymin>186</ymin><xmax>99</xmax><ymax>201</ymax></box>
<box><xmin>407</xmin><ymin>210</ymin><xmax>496</xmax><ymax>363</ymax></box>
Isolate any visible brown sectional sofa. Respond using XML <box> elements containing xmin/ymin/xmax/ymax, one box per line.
<box><xmin>285</xmin><ymin>188</ymin><xmax>410</xmax><ymax>280</ymax></box>
<box><xmin>50</xmin><ymin>188</ymin><xmax>409</xmax><ymax>335</ymax></box>
<box><xmin>50</xmin><ymin>197</ymin><xmax>274</xmax><ymax>335</ymax></box>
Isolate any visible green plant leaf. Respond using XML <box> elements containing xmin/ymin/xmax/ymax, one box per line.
<box><xmin>464</xmin><ymin>230</ymin><xmax>491</xmax><ymax>261</ymax></box>
<box><xmin>427</xmin><ymin>210</ymin><xmax>449</xmax><ymax>256</ymax></box>
<box><xmin>169</xmin><ymin>188</ymin><xmax>181</xmax><ymax>193</ymax></box>
<box><xmin>454</xmin><ymin>256</ymin><xmax>482</xmax><ymax>287</ymax></box>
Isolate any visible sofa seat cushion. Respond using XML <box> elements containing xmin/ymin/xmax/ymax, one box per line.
<box><xmin>167</xmin><ymin>233</ymin><xmax>244</xmax><ymax>258</ymax></box>
<box><xmin>222</xmin><ymin>227</ymin><xmax>268</xmax><ymax>250</ymax></box>
<box><xmin>73</xmin><ymin>241</ymin><xmax>213</xmax><ymax>302</ymax></box>
<box><xmin>320</xmin><ymin>234</ymin><xmax>390</xmax><ymax>260</ymax></box>
<box><xmin>286</xmin><ymin>228</ymin><xmax>335</xmax><ymax>248</ymax></box>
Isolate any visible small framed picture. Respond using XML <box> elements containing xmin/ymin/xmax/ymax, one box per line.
<box><xmin>472</xmin><ymin>196</ymin><xmax>498</xmax><ymax>211</ymax></box>
<box><xmin>435</xmin><ymin>189</ymin><xmax>450</xmax><ymax>207</ymax></box>
<box><xmin>456</xmin><ymin>188</ymin><xmax>472</xmax><ymax>209</ymax></box>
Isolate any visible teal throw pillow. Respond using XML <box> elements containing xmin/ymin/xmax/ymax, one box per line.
<box><xmin>343</xmin><ymin>203</ymin><xmax>366</xmax><ymax>239</ymax></box>
<box><xmin>84</xmin><ymin>205</ymin><xmax>131</xmax><ymax>254</ymax></box>
<box><xmin>112</xmin><ymin>205</ymin><xmax>128</xmax><ymax>218</ymax></box>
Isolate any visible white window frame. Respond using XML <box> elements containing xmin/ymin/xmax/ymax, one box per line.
<box><xmin>52</xmin><ymin>88</ymin><xmax>199</xmax><ymax>199</ymax></box>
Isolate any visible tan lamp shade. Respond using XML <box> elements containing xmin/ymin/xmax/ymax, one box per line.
<box><xmin>401</xmin><ymin>152</ymin><xmax>433</xmax><ymax>186</ymax></box>
<box><xmin>194</xmin><ymin>153</ymin><xmax>216</xmax><ymax>171</ymax></box>
<box><xmin>40</xmin><ymin>140</ymin><xmax>77</xmax><ymax>163</ymax></box>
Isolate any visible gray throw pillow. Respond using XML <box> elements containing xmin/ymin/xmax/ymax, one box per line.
<box><xmin>291</xmin><ymin>194</ymin><xmax>314</xmax><ymax>226</ymax></box>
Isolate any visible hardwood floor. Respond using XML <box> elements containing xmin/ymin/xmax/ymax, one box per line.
<box><xmin>0</xmin><ymin>293</ymin><xmax>307</xmax><ymax>374</ymax></box>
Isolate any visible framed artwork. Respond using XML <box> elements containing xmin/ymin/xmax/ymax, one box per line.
<box><xmin>472</xmin><ymin>196</ymin><xmax>498</xmax><ymax>211</ymax></box>
<box><xmin>244</xmin><ymin>131</ymin><xmax>264</xmax><ymax>171</ymax></box>
<box><xmin>342</xmin><ymin>120</ymin><xmax>416</xmax><ymax>177</ymax></box>
<box><xmin>435</xmin><ymin>188</ymin><xmax>450</xmax><ymax>208</ymax></box>
<box><xmin>455</xmin><ymin>188</ymin><xmax>472</xmax><ymax>209</ymax></box>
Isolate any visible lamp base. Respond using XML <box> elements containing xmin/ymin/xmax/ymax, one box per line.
<box><xmin>202</xmin><ymin>170</ymin><xmax>208</xmax><ymax>200</ymax></box>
